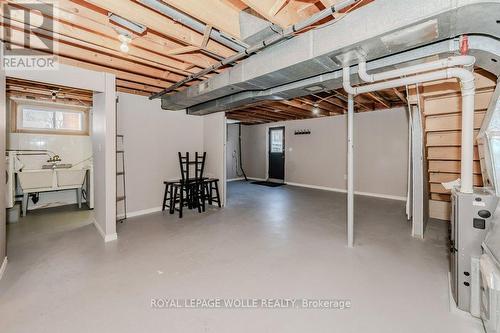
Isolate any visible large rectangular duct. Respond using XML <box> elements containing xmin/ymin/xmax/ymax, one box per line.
<box><xmin>161</xmin><ymin>0</ymin><xmax>500</xmax><ymax>114</ymax></box>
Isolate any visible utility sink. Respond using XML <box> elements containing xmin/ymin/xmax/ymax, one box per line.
<box><xmin>17</xmin><ymin>170</ymin><xmax>54</xmax><ymax>190</ymax></box>
<box><xmin>56</xmin><ymin>169</ymin><xmax>87</xmax><ymax>187</ymax></box>
<box><xmin>17</xmin><ymin>168</ymin><xmax>89</xmax><ymax>217</ymax></box>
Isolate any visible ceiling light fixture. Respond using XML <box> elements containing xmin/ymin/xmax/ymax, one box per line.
<box><xmin>118</xmin><ymin>34</ymin><xmax>132</xmax><ymax>53</ymax></box>
<box><xmin>312</xmin><ymin>103</ymin><xmax>320</xmax><ymax>115</ymax></box>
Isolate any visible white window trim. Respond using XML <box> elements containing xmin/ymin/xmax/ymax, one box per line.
<box><xmin>12</xmin><ymin>99</ymin><xmax>90</xmax><ymax>136</ymax></box>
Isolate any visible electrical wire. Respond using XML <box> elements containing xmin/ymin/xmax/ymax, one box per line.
<box><xmin>238</xmin><ymin>123</ymin><xmax>248</xmax><ymax>181</ymax></box>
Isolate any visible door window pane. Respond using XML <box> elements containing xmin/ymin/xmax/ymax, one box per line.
<box><xmin>271</xmin><ymin>129</ymin><xmax>283</xmax><ymax>153</ymax></box>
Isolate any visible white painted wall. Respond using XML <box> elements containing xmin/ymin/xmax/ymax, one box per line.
<box><xmin>240</xmin><ymin>107</ymin><xmax>409</xmax><ymax>199</ymax></box>
<box><xmin>116</xmin><ymin>92</ymin><xmax>204</xmax><ymax>216</ymax></box>
<box><xmin>203</xmin><ymin>113</ymin><xmax>226</xmax><ymax>205</ymax></box>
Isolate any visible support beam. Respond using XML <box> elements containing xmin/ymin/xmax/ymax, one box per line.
<box><xmin>240</xmin><ymin>0</ymin><xmax>320</xmax><ymax>27</ymax></box>
<box><xmin>158</xmin><ymin>0</ymin><xmax>242</xmax><ymax>39</ymax></box>
<box><xmin>13</xmin><ymin>0</ymin><xmax>217</xmax><ymax>69</ymax></box>
<box><xmin>83</xmin><ymin>0</ymin><xmax>235</xmax><ymax>58</ymax></box>
<box><xmin>392</xmin><ymin>88</ymin><xmax>408</xmax><ymax>104</ymax></box>
<box><xmin>365</xmin><ymin>92</ymin><xmax>391</xmax><ymax>108</ymax></box>
<box><xmin>269</xmin><ymin>0</ymin><xmax>290</xmax><ymax>17</ymax></box>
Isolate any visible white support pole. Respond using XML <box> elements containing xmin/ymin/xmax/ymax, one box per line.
<box><xmin>347</xmin><ymin>94</ymin><xmax>354</xmax><ymax>248</ymax></box>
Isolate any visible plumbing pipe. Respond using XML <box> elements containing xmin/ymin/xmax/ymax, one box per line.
<box><xmin>347</xmin><ymin>94</ymin><xmax>354</xmax><ymax>248</ymax></box>
<box><xmin>138</xmin><ymin>0</ymin><xmax>248</xmax><ymax>52</ymax></box>
<box><xmin>150</xmin><ymin>0</ymin><xmax>359</xmax><ymax>100</ymax></box>
<box><xmin>343</xmin><ymin>63</ymin><xmax>475</xmax><ymax>193</ymax></box>
<box><xmin>357</xmin><ymin>56</ymin><xmax>475</xmax><ymax>83</ymax></box>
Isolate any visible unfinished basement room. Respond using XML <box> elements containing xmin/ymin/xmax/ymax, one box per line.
<box><xmin>1</xmin><ymin>0</ymin><xmax>500</xmax><ymax>332</ymax></box>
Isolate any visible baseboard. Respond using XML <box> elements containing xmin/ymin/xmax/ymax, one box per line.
<box><xmin>227</xmin><ymin>177</ymin><xmax>244</xmax><ymax>182</ymax></box>
<box><xmin>93</xmin><ymin>218</ymin><xmax>118</xmax><ymax>242</ymax></box>
<box><xmin>0</xmin><ymin>257</ymin><xmax>7</xmax><ymax>281</ymax></box>
<box><xmin>285</xmin><ymin>182</ymin><xmax>407</xmax><ymax>202</ymax></box>
<box><xmin>227</xmin><ymin>177</ymin><xmax>266</xmax><ymax>182</ymax></box>
<box><xmin>247</xmin><ymin>177</ymin><xmax>266</xmax><ymax>181</ymax></box>
<box><xmin>126</xmin><ymin>206</ymin><xmax>162</xmax><ymax>218</ymax></box>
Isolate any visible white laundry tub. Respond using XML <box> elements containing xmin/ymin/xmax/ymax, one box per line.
<box><xmin>17</xmin><ymin>170</ymin><xmax>54</xmax><ymax>191</ymax></box>
<box><xmin>56</xmin><ymin>169</ymin><xmax>87</xmax><ymax>187</ymax></box>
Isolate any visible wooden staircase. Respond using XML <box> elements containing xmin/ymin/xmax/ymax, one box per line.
<box><xmin>415</xmin><ymin>69</ymin><xmax>496</xmax><ymax>220</ymax></box>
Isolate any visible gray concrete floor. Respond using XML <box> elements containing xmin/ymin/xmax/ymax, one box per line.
<box><xmin>0</xmin><ymin>181</ymin><xmax>482</xmax><ymax>332</ymax></box>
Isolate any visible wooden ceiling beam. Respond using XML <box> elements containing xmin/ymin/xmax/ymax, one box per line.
<box><xmin>364</xmin><ymin>92</ymin><xmax>391</xmax><ymax>109</ymax></box>
<box><xmin>116</xmin><ymin>79</ymin><xmax>163</xmax><ymax>93</ymax></box>
<box><xmin>243</xmin><ymin>110</ymin><xmax>284</xmax><ymax>122</ymax></box>
<box><xmin>159</xmin><ymin>0</ymin><xmax>242</xmax><ymax>39</ymax></box>
<box><xmin>4</xmin><ymin>4</ymin><xmax>203</xmax><ymax>76</ymax></box>
<box><xmin>227</xmin><ymin>111</ymin><xmax>269</xmax><ymax>123</ymax></box>
<box><xmin>298</xmin><ymin>96</ymin><xmax>344</xmax><ymax>114</ymax></box>
<box><xmin>83</xmin><ymin>0</ymin><xmax>235</xmax><ymax>58</ymax></box>
<box><xmin>269</xmin><ymin>0</ymin><xmax>290</xmax><ymax>17</ymax></box>
<box><xmin>269</xmin><ymin>101</ymin><xmax>316</xmax><ymax>117</ymax></box>
<box><xmin>117</xmin><ymin>86</ymin><xmax>150</xmax><ymax>97</ymax></box>
<box><xmin>1</xmin><ymin>25</ymin><xmax>204</xmax><ymax>87</ymax></box>
<box><xmin>240</xmin><ymin>0</ymin><xmax>320</xmax><ymax>28</ymax></box>
<box><xmin>220</xmin><ymin>0</ymin><xmax>249</xmax><ymax>12</ymax></box>
<box><xmin>6</xmin><ymin>80</ymin><xmax>93</xmax><ymax>97</ymax></box>
<box><xmin>257</xmin><ymin>105</ymin><xmax>308</xmax><ymax>119</ymax></box>
<box><xmin>7</xmin><ymin>92</ymin><xmax>93</xmax><ymax>106</ymax></box>
<box><xmin>47</xmin><ymin>0</ymin><xmax>217</xmax><ymax>68</ymax></box>
<box><xmin>334</xmin><ymin>91</ymin><xmax>372</xmax><ymax>111</ymax></box>
<box><xmin>311</xmin><ymin>93</ymin><xmax>348</xmax><ymax>110</ymax></box>
<box><xmin>247</xmin><ymin>109</ymin><xmax>289</xmax><ymax>121</ymax></box>
<box><xmin>279</xmin><ymin>100</ymin><xmax>331</xmax><ymax>116</ymax></box>
<box><xmin>392</xmin><ymin>88</ymin><xmax>408</xmax><ymax>104</ymax></box>
<box><xmin>6</xmin><ymin>86</ymin><xmax>92</xmax><ymax>101</ymax></box>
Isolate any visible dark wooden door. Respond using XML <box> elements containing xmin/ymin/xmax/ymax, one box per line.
<box><xmin>268</xmin><ymin>127</ymin><xmax>285</xmax><ymax>181</ymax></box>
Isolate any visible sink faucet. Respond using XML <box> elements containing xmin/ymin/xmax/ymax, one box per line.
<box><xmin>47</xmin><ymin>155</ymin><xmax>62</xmax><ymax>168</ymax></box>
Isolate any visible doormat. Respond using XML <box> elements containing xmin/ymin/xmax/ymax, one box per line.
<box><xmin>252</xmin><ymin>181</ymin><xmax>284</xmax><ymax>187</ymax></box>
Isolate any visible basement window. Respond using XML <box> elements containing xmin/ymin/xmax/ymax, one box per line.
<box><xmin>14</xmin><ymin>103</ymin><xmax>89</xmax><ymax>135</ymax></box>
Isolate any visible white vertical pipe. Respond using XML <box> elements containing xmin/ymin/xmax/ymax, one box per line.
<box><xmin>343</xmin><ymin>61</ymin><xmax>476</xmax><ymax>194</ymax></box>
<box><xmin>347</xmin><ymin>94</ymin><xmax>354</xmax><ymax>248</ymax></box>
<box><xmin>453</xmin><ymin>68</ymin><xmax>476</xmax><ymax>193</ymax></box>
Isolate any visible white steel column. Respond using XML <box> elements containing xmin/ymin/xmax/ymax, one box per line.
<box><xmin>347</xmin><ymin>94</ymin><xmax>354</xmax><ymax>248</ymax></box>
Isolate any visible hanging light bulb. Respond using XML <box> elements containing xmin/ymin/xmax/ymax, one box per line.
<box><xmin>312</xmin><ymin>103</ymin><xmax>320</xmax><ymax>115</ymax></box>
<box><xmin>118</xmin><ymin>33</ymin><xmax>131</xmax><ymax>53</ymax></box>
<box><xmin>120</xmin><ymin>42</ymin><xmax>129</xmax><ymax>53</ymax></box>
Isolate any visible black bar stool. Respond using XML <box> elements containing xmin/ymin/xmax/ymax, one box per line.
<box><xmin>203</xmin><ymin>178</ymin><xmax>221</xmax><ymax>208</ymax></box>
<box><xmin>162</xmin><ymin>152</ymin><xmax>206</xmax><ymax>218</ymax></box>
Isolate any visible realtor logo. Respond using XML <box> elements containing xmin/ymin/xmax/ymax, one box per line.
<box><xmin>1</xmin><ymin>1</ymin><xmax>59</xmax><ymax>70</ymax></box>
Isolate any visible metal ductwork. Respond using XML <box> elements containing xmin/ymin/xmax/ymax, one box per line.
<box><xmin>138</xmin><ymin>0</ymin><xmax>248</xmax><ymax>52</ymax></box>
<box><xmin>160</xmin><ymin>0</ymin><xmax>500</xmax><ymax>115</ymax></box>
